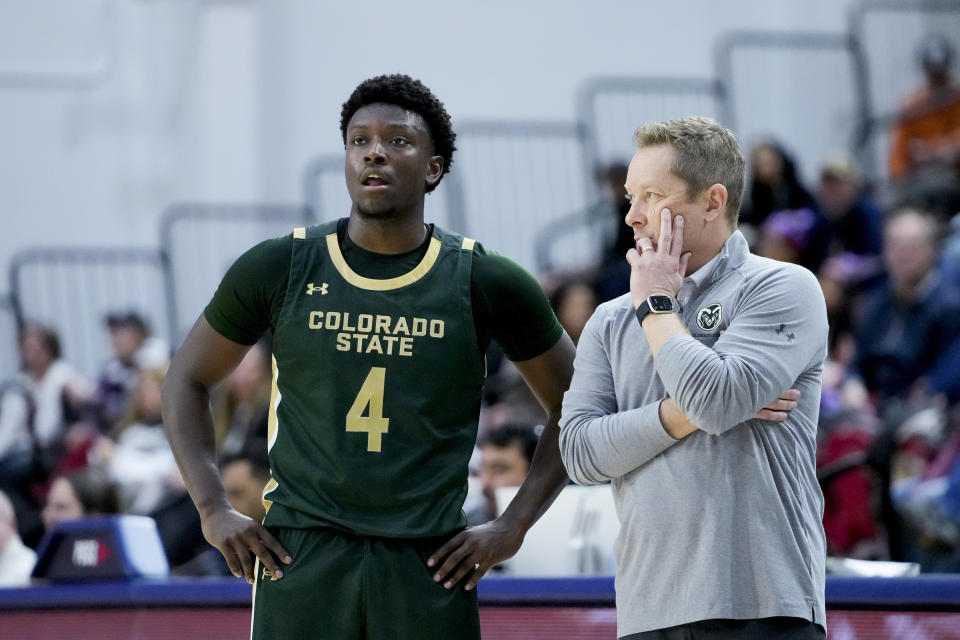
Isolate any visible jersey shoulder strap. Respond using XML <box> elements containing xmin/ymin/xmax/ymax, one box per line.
<box><xmin>292</xmin><ymin>219</ymin><xmax>339</xmax><ymax>241</ymax></box>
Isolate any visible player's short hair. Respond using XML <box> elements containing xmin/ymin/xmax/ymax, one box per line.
<box><xmin>634</xmin><ymin>116</ymin><xmax>746</xmax><ymax>227</ymax></box>
<box><xmin>480</xmin><ymin>423</ymin><xmax>539</xmax><ymax>465</ymax></box>
<box><xmin>340</xmin><ymin>74</ymin><xmax>456</xmax><ymax>193</ymax></box>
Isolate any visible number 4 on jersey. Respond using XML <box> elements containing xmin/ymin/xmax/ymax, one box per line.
<box><xmin>346</xmin><ymin>367</ymin><xmax>390</xmax><ymax>452</ymax></box>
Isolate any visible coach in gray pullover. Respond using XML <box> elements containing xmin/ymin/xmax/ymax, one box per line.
<box><xmin>559</xmin><ymin>117</ymin><xmax>828</xmax><ymax>639</ymax></box>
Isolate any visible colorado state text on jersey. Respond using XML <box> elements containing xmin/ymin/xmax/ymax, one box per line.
<box><xmin>308</xmin><ymin>311</ymin><xmax>445</xmax><ymax>356</ymax></box>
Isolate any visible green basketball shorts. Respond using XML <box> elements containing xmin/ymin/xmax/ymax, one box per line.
<box><xmin>251</xmin><ymin>526</ymin><xmax>481</xmax><ymax>640</ymax></box>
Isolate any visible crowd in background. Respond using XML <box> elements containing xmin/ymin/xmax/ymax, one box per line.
<box><xmin>544</xmin><ymin>143</ymin><xmax>960</xmax><ymax>571</ymax></box>
<box><xmin>529</xmin><ymin>34</ymin><xmax>960</xmax><ymax>573</ymax></box>
<box><xmin>0</xmin><ymin>314</ymin><xmax>274</xmax><ymax>582</ymax></box>
<box><xmin>1</xmin><ymin>35</ymin><xmax>960</xmax><ymax>586</ymax></box>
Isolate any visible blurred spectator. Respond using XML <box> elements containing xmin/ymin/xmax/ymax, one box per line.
<box><xmin>0</xmin><ymin>381</ymin><xmax>33</xmax><ymax>468</ymax></box>
<box><xmin>938</xmin><ymin>423</ymin><xmax>960</xmax><ymax>543</ymax></box>
<box><xmin>0</xmin><ymin>325</ymin><xmax>90</xmax><ymax>466</ymax></box>
<box><xmin>817</xmin><ymin>253</ymin><xmax>880</xmax><ymax>420</ymax></box>
<box><xmin>816</xmin><ymin>255</ymin><xmax>884</xmax><ymax>559</ymax></box>
<box><xmin>101</xmin><ymin>367</ymin><xmax>182</xmax><ymax>515</ymax></box>
<box><xmin>943</xmin><ymin>212</ymin><xmax>960</xmax><ymax>292</ymax></box>
<box><xmin>478</xmin><ymin>356</ymin><xmax>546</xmax><ymax>431</ymax></box>
<box><xmin>0</xmin><ymin>489</ymin><xmax>35</xmax><ymax>586</ymax></box>
<box><xmin>0</xmin><ymin>325</ymin><xmax>91</xmax><ymax>547</ymax></box>
<box><xmin>473</xmin><ymin>423</ymin><xmax>539</xmax><ymax>524</ymax></box>
<box><xmin>818</xmin><ymin>419</ymin><xmax>885</xmax><ymax>559</ymax></box>
<box><xmin>755</xmin><ymin>207</ymin><xmax>831</xmax><ymax>272</ymax></box>
<box><xmin>593</xmin><ymin>162</ymin><xmax>634</xmax><ymax>301</ymax></box>
<box><xmin>221</xmin><ymin>446</ymin><xmax>271</xmax><ymax>523</ymax></box>
<box><xmin>151</xmin><ymin>445</ymin><xmax>270</xmax><ymax>577</ymax></box>
<box><xmin>151</xmin><ymin>490</ymin><xmax>229</xmax><ymax>576</ymax></box>
<box><xmin>756</xmin><ymin>208</ymin><xmax>818</xmax><ymax>265</ymax></box>
<box><xmin>815</xmin><ymin>252</ymin><xmax>885</xmax><ymax>560</ymax></box>
<box><xmin>889</xmin><ymin>34</ymin><xmax>960</xmax><ymax>180</ymax></box>
<box><xmin>817</xmin><ymin>154</ymin><xmax>884</xmax><ymax>257</ymax></box>
<box><xmin>885</xmin><ymin>403</ymin><xmax>960</xmax><ymax>570</ymax></box>
<box><xmin>41</xmin><ymin>468</ymin><xmax>119</xmax><ymax>529</ymax></box>
<box><xmin>596</xmin><ymin>162</ymin><xmax>635</xmax><ymax>257</ymax></box>
<box><xmin>741</xmin><ymin>141</ymin><xmax>818</xmax><ymax>229</ymax></box>
<box><xmin>923</xmin><ymin>334</ymin><xmax>960</xmax><ymax>405</ymax></box>
<box><xmin>88</xmin><ymin>312</ymin><xmax>168</xmax><ymax>433</ymax></box>
<box><xmin>854</xmin><ymin>208</ymin><xmax>960</xmax><ymax>405</ymax></box>
<box><xmin>549</xmin><ymin>281</ymin><xmax>598</xmax><ymax>345</ymax></box>
<box><xmin>536</xmin><ymin>162</ymin><xmax>633</xmax><ymax>303</ymax></box>
<box><xmin>0</xmin><ymin>381</ymin><xmax>39</xmax><ymax>545</ymax></box>
<box><xmin>213</xmin><ymin>338</ymin><xmax>271</xmax><ymax>459</ymax></box>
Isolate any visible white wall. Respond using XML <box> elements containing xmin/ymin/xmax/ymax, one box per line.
<box><xmin>0</xmin><ymin>0</ymin><xmax>895</xmax><ymax>298</ymax></box>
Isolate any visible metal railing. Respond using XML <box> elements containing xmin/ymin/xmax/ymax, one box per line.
<box><xmin>159</xmin><ymin>203</ymin><xmax>311</xmax><ymax>346</ymax></box>
<box><xmin>576</xmin><ymin>76</ymin><xmax>726</xmax><ymax>170</ymax></box>
<box><xmin>0</xmin><ymin>0</ymin><xmax>116</xmax><ymax>91</ymax></box>
<box><xmin>301</xmin><ymin>154</ymin><xmax>346</xmax><ymax>224</ymax></box>
<box><xmin>449</xmin><ymin>120</ymin><xmax>596</xmax><ymax>274</ymax></box>
<box><xmin>715</xmin><ymin>30</ymin><xmax>866</xmax><ymax>184</ymax></box>
<box><xmin>0</xmin><ymin>295</ymin><xmax>19</xmax><ymax>379</ymax></box>
<box><xmin>849</xmin><ymin>0</ymin><xmax>960</xmax><ymax>179</ymax></box>
<box><xmin>8</xmin><ymin>247</ymin><xmax>170</xmax><ymax>379</ymax></box>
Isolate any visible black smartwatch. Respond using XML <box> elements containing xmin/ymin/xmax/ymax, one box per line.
<box><xmin>635</xmin><ymin>295</ymin><xmax>676</xmax><ymax>325</ymax></box>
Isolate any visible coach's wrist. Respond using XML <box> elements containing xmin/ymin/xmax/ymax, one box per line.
<box><xmin>631</xmin><ymin>288</ymin><xmax>677</xmax><ymax>310</ymax></box>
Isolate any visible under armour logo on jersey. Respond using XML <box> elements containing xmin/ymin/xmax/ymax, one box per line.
<box><xmin>306</xmin><ymin>282</ymin><xmax>328</xmax><ymax>296</ymax></box>
<box><xmin>261</xmin><ymin>565</ymin><xmax>277</xmax><ymax>581</ymax></box>
<box><xmin>775</xmin><ymin>324</ymin><xmax>796</xmax><ymax>342</ymax></box>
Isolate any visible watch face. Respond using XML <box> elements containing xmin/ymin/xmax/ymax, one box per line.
<box><xmin>648</xmin><ymin>296</ymin><xmax>674</xmax><ymax>312</ymax></box>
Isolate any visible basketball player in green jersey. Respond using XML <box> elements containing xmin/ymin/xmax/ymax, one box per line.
<box><xmin>161</xmin><ymin>74</ymin><xmax>575</xmax><ymax>639</ymax></box>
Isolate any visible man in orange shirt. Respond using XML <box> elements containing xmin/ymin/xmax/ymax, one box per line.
<box><xmin>889</xmin><ymin>35</ymin><xmax>960</xmax><ymax>179</ymax></box>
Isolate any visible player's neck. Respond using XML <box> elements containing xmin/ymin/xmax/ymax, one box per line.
<box><xmin>346</xmin><ymin>211</ymin><xmax>428</xmax><ymax>255</ymax></box>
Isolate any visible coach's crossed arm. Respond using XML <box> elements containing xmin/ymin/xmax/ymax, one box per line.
<box><xmin>559</xmin><ymin>309</ymin><xmax>678</xmax><ymax>486</ymax></box>
<box><xmin>558</xmin><ymin>309</ymin><xmax>800</xmax><ymax>486</ymax></box>
<box><xmin>645</xmin><ymin>267</ymin><xmax>827</xmax><ymax>435</ymax></box>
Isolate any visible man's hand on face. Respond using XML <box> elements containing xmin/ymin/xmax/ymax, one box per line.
<box><xmin>627</xmin><ymin>208</ymin><xmax>691</xmax><ymax>309</ymax></box>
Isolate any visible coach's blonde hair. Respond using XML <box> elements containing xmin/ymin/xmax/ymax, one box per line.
<box><xmin>634</xmin><ymin>116</ymin><xmax>745</xmax><ymax>227</ymax></box>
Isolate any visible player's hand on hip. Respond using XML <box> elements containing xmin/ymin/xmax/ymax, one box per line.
<box><xmin>753</xmin><ymin>388</ymin><xmax>801</xmax><ymax>422</ymax></box>
<box><xmin>427</xmin><ymin>519</ymin><xmax>524</xmax><ymax>591</ymax></box>
<box><xmin>626</xmin><ymin>208</ymin><xmax>690</xmax><ymax>308</ymax></box>
<box><xmin>200</xmin><ymin>506</ymin><xmax>292</xmax><ymax>584</ymax></box>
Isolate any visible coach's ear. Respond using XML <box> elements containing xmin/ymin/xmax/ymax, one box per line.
<box><xmin>703</xmin><ymin>183</ymin><xmax>728</xmax><ymax>223</ymax></box>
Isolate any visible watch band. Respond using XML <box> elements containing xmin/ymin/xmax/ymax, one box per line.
<box><xmin>635</xmin><ymin>295</ymin><xmax>676</xmax><ymax>326</ymax></box>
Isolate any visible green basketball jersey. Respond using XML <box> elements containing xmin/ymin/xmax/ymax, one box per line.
<box><xmin>261</xmin><ymin>221</ymin><xmax>484</xmax><ymax>538</ymax></box>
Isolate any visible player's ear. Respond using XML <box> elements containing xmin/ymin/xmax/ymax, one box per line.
<box><xmin>703</xmin><ymin>183</ymin><xmax>728</xmax><ymax>223</ymax></box>
<box><xmin>426</xmin><ymin>155</ymin><xmax>444</xmax><ymax>188</ymax></box>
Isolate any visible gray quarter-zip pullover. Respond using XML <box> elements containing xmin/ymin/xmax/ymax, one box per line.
<box><xmin>560</xmin><ymin>230</ymin><xmax>828</xmax><ymax>636</ymax></box>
